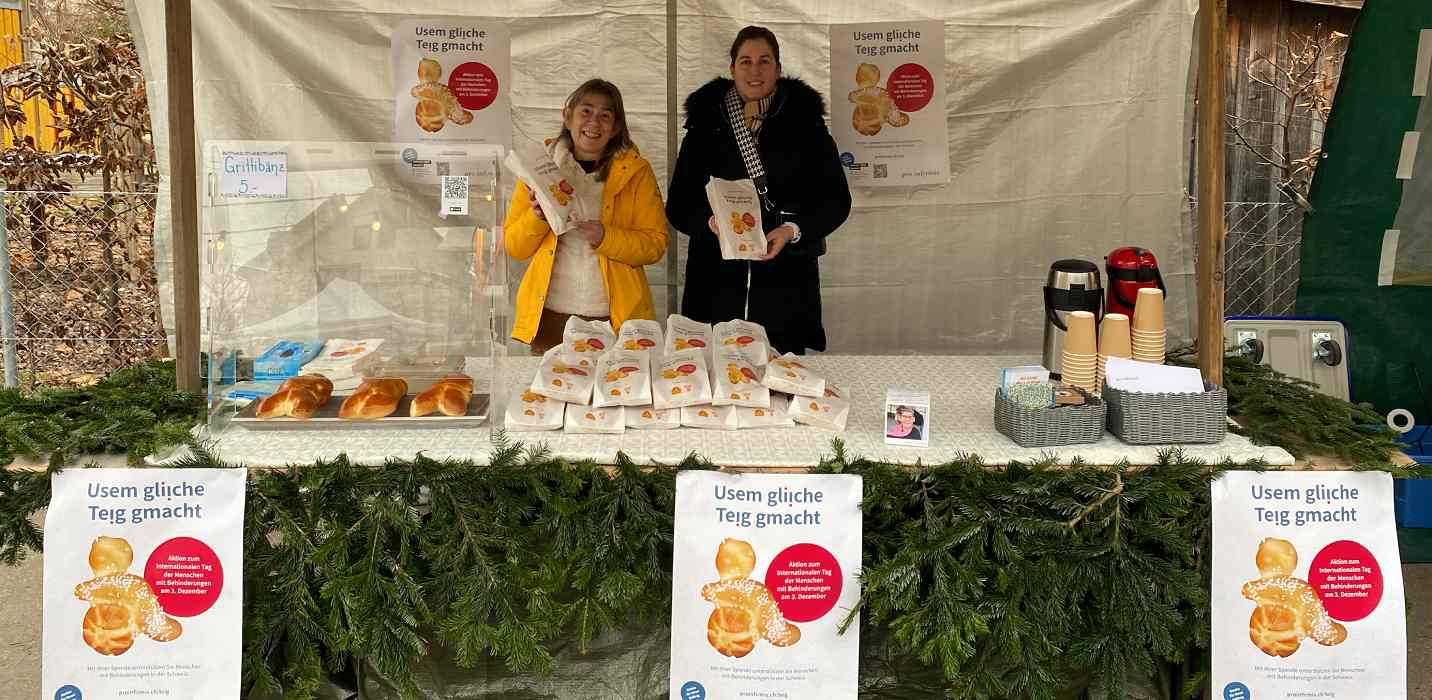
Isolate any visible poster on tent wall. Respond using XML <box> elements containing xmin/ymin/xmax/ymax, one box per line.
<box><xmin>669</xmin><ymin>471</ymin><xmax>862</xmax><ymax>700</ymax></box>
<box><xmin>392</xmin><ymin>18</ymin><xmax>511</xmax><ymax>147</ymax></box>
<box><xmin>1211</xmin><ymin>471</ymin><xmax>1406</xmax><ymax>700</ymax></box>
<box><xmin>830</xmin><ymin>20</ymin><xmax>948</xmax><ymax>187</ymax></box>
<box><xmin>41</xmin><ymin>468</ymin><xmax>247</xmax><ymax>700</ymax></box>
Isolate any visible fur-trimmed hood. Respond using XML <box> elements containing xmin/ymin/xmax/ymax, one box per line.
<box><xmin>681</xmin><ymin>76</ymin><xmax>829</xmax><ymax>129</ymax></box>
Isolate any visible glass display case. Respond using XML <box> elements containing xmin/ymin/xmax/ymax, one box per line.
<box><xmin>201</xmin><ymin>140</ymin><xmax>506</xmax><ymax>432</ymax></box>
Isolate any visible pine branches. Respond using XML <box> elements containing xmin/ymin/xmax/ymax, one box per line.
<box><xmin>0</xmin><ymin>359</ymin><xmax>203</xmax><ymax>467</ymax></box>
<box><xmin>1169</xmin><ymin>350</ymin><xmax>1405</xmax><ymax>465</ymax></box>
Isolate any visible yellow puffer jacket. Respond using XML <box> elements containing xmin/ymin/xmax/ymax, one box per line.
<box><xmin>504</xmin><ymin>145</ymin><xmax>669</xmax><ymax>343</ymax></box>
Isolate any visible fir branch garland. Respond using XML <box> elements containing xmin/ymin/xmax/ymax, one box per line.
<box><xmin>0</xmin><ymin>359</ymin><xmax>202</xmax><ymax>467</ymax></box>
<box><xmin>1168</xmin><ymin>349</ymin><xmax>1405</xmax><ymax>465</ymax></box>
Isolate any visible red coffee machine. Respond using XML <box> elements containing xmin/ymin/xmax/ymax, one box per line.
<box><xmin>1105</xmin><ymin>247</ymin><xmax>1165</xmax><ymax>317</ymax></box>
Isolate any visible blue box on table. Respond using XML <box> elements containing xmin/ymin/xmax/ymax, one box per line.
<box><xmin>1394</xmin><ymin>425</ymin><xmax>1432</xmax><ymax>528</ymax></box>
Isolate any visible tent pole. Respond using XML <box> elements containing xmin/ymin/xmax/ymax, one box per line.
<box><xmin>166</xmin><ymin>0</ymin><xmax>201</xmax><ymax>392</ymax></box>
<box><xmin>1196</xmin><ymin>0</ymin><xmax>1227</xmax><ymax>386</ymax></box>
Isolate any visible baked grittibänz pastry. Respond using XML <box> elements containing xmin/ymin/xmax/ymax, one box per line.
<box><xmin>74</xmin><ymin>536</ymin><xmax>183</xmax><ymax>655</ymax></box>
<box><xmin>1241</xmin><ymin>537</ymin><xmax>1348</xmax><ymax>657</ymax></box>
<box><xmin>339</xmin><ymin>377</ymin><xmax>408</xmax><ymax>420</ymax></box>
<box><xmin>255</xmin><ymin>374</ymin><xmax>334</xmax><ymax>420</ymax></box>
<box><xmin>699</xmin><ymin>538</ymin><xmax>800</xmax><ymax>658</ymax></box>
<box><xmin>410</xmin><ymin>374</ymin><xmax>474</xmax><ymax>417</ymax></box>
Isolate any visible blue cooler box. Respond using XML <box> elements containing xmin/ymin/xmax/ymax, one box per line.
<box><xmin>1395</xmin><ymin>426</ymin><xmax>1432</xmax><ymax>528</ymax></box>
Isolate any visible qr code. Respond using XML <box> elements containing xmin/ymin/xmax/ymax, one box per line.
<box><xmin>873</xmin><ymin>164</ymin><xmax>888</xmax><ymax>179</ymax></box>
<box><xmin>437</xmin><ymin>161</ymin><xmax>450</xmax><ymax>177</ymax></box>
<box><xmin>441</xmin><ymin>175</ymin><xmax>470</xmax><ymax>215</ymax></box>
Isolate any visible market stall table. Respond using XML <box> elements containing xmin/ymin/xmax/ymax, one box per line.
<box><xmin>187</xmin><ymin>355</ymin><xmax>1294</xmax><ymax>468</ymax></box>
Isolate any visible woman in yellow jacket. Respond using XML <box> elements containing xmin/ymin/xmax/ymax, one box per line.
<box><xmin>504</xmin><ymin>79</ymin><xmax>669</xmax><ymax>353</ymax></box>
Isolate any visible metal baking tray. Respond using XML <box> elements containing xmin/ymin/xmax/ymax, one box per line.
<box><xmin>231</xmin><ymin>393</ymin><xmax>489</xmax><ymax>430</ymax></box>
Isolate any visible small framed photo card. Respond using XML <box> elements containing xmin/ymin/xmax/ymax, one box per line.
<box><xmin>884</xmin><ymin>388</ymin><xmax>930</xmax><ymax>448</ymax></box>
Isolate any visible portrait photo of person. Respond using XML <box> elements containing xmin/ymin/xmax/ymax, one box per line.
<box><xmin>885</xmin><ymin>404</ymin><xmax>923</xmax><ymax>441</ymax></box>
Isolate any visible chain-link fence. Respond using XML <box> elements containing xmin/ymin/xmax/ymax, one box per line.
<box><xmin>1191</xmin><ymin>199</ymin><xmax>1307</xmax><ymax>318</ymax></box>
<box><xmin>0</xmin><ymin>190</ymin><xmax>167</xmax><ymax>389</ymax></box>
<box><xmin>1222</xmin><ymin>200</ymin><xmax>1305</xmax><ymax>317</ymax></box>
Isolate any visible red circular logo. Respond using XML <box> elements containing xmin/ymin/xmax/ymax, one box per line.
<box><xmin>143</xmin><ymin>536</ymin><xmax>224</xmax><ymax>617</ymax></box>
<box><xmin>763</xmin><ymin>543</ymin><xmax>842</xmax><ymax>623</ymax></box>
<box><xmin>887</xmin><ymin>63</ymin><xmax>935</xmax><ymax>113</ymax></box>
<box><xmin>447</xmin><ymin>62</ymin><xmax>499</xmax><ymax>111</ymax></box>
<box><xmin>1307</xmin><ymin>540</ymin><xmax>1383</xmax><ymax>621</ymax></box>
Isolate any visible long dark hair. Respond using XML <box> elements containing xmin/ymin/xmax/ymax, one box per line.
<box><xmin>556</xmin><ymin>79</ymin><xmax>634</xmax><ymax>182</ymax></box>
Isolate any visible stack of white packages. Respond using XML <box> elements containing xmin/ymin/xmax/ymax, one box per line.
<box><xmin>506</xmin><ymin>315</ymin><xmax>849</xmax><ymax>433</ymax></box>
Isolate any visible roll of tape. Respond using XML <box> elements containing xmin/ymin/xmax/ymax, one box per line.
<box><xmin>1387</xmin><ymin>408</ymin><xmax>1416</xmax><ymax>434</ymax></box>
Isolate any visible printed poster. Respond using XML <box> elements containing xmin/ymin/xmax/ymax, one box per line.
<box><xmin>392</xmin><ymin>18</ymin><xmax>511</xmax><ymax>146</ymax></box>
<box><xmin>670</xmin><ymin>471</ymin><xmax>861</xmax><ymax>700</ymax></box>
<box><xmin>1211</xmin><ymin>471</ymin><xmax>1406</xmax><ymax>700</ymax></box>
<box><xmin>42</xmin><ymin>468</ymin><xmax>247</xmax><ymax>700</ymax></box>
<box><xmin>830</xmin><ymin>20</ymin><xmax>948</xmax><ymax>187</ymax></box>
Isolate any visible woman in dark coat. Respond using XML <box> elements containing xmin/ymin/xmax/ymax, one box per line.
<box><xmin>666</xmin><ymin>26</ymin><xmax>852</xmax><ymax>355</ymax></box>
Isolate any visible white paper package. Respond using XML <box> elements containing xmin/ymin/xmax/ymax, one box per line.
<box><xmin>627</xmin><ymin>404</ymin><xmax>681</xmax><ymax>430</ymax></box>
<box><xmin>705</xmin><ymin>176</ymin><xmax>767</xmax><ymax>260</ymax></box>
<box><xmin>790</xmin><ymin>385</ymin><xmax>852</xmax><ymax>431</ymax></box>
<box><xmin>504</xmin><ymin>141</ymin><xmax>586</xmax><ymax>235</ymax></box>
<box><xmin>593</xmin><ymin>350</ymin><xmax>653</xmax><ymax>407</ymax></box>
<box><xmin>563</xmin><ymin>316</ymin><xmax>616</xmax><ymax>356</ymax></box>
<box><xmin>303</xmin><ymin>338</ymin><xmax>385</xmax><ymax>380</ymax></box>
<box><xmin>617</xmin><ymin>318</ymin><xmax>664</xmax><ymax>353</ymax></box>
<box><xmin>711</xmin><ymin>347</ymin><xmax>771</xmax><ymax>408</ymax></box>
<box><xmin>652</xmin><ymin>352</ymin><xmax>713</xmax><ymax>410</ymax></box>
<box><xmin>680</xmin><ymin>403</ymin><xmax>740</xmax><ymax>430</ymax></box>
<box><xmin>761</xmin><ymin>353</ymin><xmax>826</xmax><ymax>397</ymax></box>
<box><xmin>564</xmin><ymin>405</ymin><xmax>626</xmax><ymax>434</ymax></box>
<box><xmin>530</xmin><ymin>347</ymin><xmax>596</xmax><ymax>404</ymax></box>
<box><xmin>505</xmin><ymin>389</ymin><xmax>565</xmax><ymax>431</ymax></box>
<box><xmin>737</xmin><ymin>393</ymin><xmax>794</xmax><ymax>428</ymax></box>
<box><xmin>713</xmin><ymin>319</ymin><xmax>771</xmax><ymax>366</ymax></box>
<box><xmin>666</xmin><ymin>313</ymin><xmax>713</xmax><ymax>357</ymax></box>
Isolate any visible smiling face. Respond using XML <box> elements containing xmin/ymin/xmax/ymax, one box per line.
<box><xmin>563</xmin><ymin>93</ymin><xmax>616</xmax><ymax>161</ymax></box>
<box><xmin>731</xmin><ymin>38</ymin><xmax>779</xmax><ymax>102</ymax></box>
<box><xmin>896</xmin><ymin>408</ymin><xmax>916</xmax><ymax>430</ymax></box>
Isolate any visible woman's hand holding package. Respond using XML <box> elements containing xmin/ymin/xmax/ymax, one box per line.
<box><xmin>761</xmin><ymin>224</ymin><xmax>796</xmax><ymax>261</ymax></box>
<box><xmin>526</xmin><ymin>185</ymin><xmax>546</xmax><ymax>221</ymax></box>
<box><xmin>573</xmin><ymin>220</ymin><xmax>605</xmax><ymax>248</ymax></box>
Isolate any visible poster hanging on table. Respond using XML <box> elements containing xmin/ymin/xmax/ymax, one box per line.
<box><xmin>1211</xmin><ymin>470</ymin><xmax>1406</xmax><ymax>700</ymax></box>
<box><xmin>830</xmin><ymin>20</ymin><xmax>948</xmax><ymax>187</ymax></box>
<box><xmin>670</xmin><ymin>471</ymin><xmax>862</xmax><ymax>700</ymax></box>
<box><xmin>392</xmin><ymin>17</ymin><xmax>511</xmax><ymax>147</ymax></box>
<box><xmin>42</xmin><ymin>468</ymin><xmax>247</xmax><ymax>700</ymax></box>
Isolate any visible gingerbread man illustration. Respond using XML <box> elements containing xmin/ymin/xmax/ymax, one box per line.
<box><xmin>848</xmin><ymin>63</ymin><xmax>910</xmax><ymax>136</ymax></box>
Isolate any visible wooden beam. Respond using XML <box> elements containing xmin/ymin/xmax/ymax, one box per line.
<box><xmin>1197</xmin><ymin>0</ymin><xmax>1228</xmax><ymax>386</ymax></box>
<box><xmin>165</xmin><ymin>0</ymin><xmax>201</xmax><ymax>393</ymax></box>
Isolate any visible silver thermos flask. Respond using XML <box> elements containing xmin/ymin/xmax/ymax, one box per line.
<box><xmin>1042</xmin><ymin>259</ymin><xmax>1103</xmax><ymax>378</ymax></box>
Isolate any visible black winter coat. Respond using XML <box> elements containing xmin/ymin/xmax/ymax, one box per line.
<box><xmin>666</xmin><ymin>77</ymin><xmax>852</xmax><ymax>354</ymax></box>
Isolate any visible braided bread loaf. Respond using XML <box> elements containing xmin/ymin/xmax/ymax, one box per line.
<box><xmin>338</xmin><ymin>377</ymin><xmax>407</xmax><ymax>420</ymax></box>
<box><xmin>255</xmin><ymin>374</ymin><xmax>334</xmax><ymax>420</ymax></box>
<box><xmin>410</xmin><ymin>374</ymin><xmax>474</xmax><ymax>417</ymax></box>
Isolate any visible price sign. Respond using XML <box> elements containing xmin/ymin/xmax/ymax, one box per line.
<box><xmin>218</xmin><ymin>151</ymin><xmax>288</xmax><ymax>198</ymax></box>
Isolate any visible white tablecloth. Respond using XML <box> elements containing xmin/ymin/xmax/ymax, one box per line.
<box><xmin>195</xmin><ymin>355</ymin><xmax>1294</xmax><ymax>468</ymax></box>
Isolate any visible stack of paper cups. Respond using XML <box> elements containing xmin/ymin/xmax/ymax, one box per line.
<box><xmin>1061</xmin><ymin>310</ymin><xmax>1099</xmax><ymax>392</ymax></box>
<box><xmin>1131</xmin><ymin>288</ymin><xmax>1166</xmax><ymax>364</ymax></box>
<box><xmin>1097</xmin><ymin>313</ymin><xmax>1132</xmax><ymax>392</ymax></box>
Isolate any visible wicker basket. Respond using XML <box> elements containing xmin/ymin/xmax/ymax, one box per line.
<box><xmin>994</xmin><ymin>388</ymin><xmax>1107</xmax><ymax>448</ymax></box>
<box><xmin>1103</xmin><ymin>381</ymin><xmax>1227</xmax><ymax>444</ymax></box>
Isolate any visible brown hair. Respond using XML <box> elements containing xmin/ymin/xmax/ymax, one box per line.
<box><xmin>729</xmin><ymin>25</ymin><xmax>780</xmax><ymax>67</ymax></box>
<box><xmin>557</xmin><ymin>79</ymin><xmax>634</xmax><ymax>182</ymax></box>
